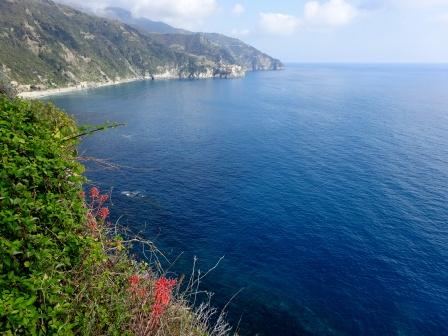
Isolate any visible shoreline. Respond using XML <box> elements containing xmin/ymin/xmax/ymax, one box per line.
<box><xmin>18</xmin><ymin>75</ymin><xmax>174</xmax><ymax>99</ymax></box>
<box><xmin>17</xmin><ymin>70</ymin><xmax>249</xmax><ymax>99</ymax></box>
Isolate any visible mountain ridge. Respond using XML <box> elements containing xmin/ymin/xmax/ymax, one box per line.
<box><xmin>102</xmin><ymin>7</ymin><xmax>282</xmax><ymax>71</ymax></box>
<box><xmin>102</xmin><ymin>6</ymin><xmax>190</xmax><ymax>35</ymax></box>
<box><xmin>0</xmin><ymin>0</ymin><xmax>282</xmax><ymax>93</ymax></box>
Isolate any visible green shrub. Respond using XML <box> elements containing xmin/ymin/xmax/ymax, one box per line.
<box><xmin>0</xmin><ymin>96</ymin><xmax>136</xmax><ymax>335</ymax></box>
<box><xmin>0</xmin><ymin>95</ymin><xmax>88</xmax><ymax>334</ymax></box>
<box><xmin>0</xmin><ymin>95</ymin><xmax>228</xmax><ymax>336</ymax></box>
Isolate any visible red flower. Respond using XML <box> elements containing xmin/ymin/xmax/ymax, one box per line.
<box><xmin>99</xmin><ymin>194</ymin><xmax>109</xmax><ymax>202</ymax></box>
<box><xmin>128</xmin><ymin>274</ymin><xmax>140</xmax><ymax>287</ymax></box>
<box><xmin>136</xmin><ymin>287</ymin><xmax>148</xmax><ymax>299</ymax></box>
<box><xmin>90</xmin><ymin>187</ymin><xmax>100</xmax><ymax>199</ymax></box>
<box><xmin>154</xmin><ymin>277</ymin><xmax>176</xmax><ymax>305</ymax></box>
<box><xmin>151</xmin><ymin>303</ymin><xmax>164</xmax><ymax>320</ymax></box>
<box><xmin>150</xmin><ymin>277</ymin><xmax>177</xmax><ymax>325</ymax></box>
<box><xmin>98</xmin><ymin>207</ymin><xmax>110</xmax><ymax>219</ymax></box>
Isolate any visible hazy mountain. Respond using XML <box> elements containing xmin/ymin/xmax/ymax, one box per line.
<box><xmin>204</xmin><ymin>33</ymin><xmax>283</xmax><ymax>71</ymax></box>
<box><xmin>0</xmin><ymin>0</ymin><xmax>282</xmax><ymax>91</ymax></box>
<box><xmin>103</xmin><ymin>7</ymin><xmax>189</xmax><ymax>35</ymax></box>
<box><xmin>101</xmin><ymin>7</ymin><xmax>283</xmax><ymax>71</ymax></box>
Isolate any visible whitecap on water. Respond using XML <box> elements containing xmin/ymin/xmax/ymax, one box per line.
<box><xmin>121</xmin><ymin>190</ymin><xmax>145</xmax><ymax>198</ymax></box>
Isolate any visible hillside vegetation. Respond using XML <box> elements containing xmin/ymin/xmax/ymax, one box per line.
<box><xmin>104</xmin><ymin>7</ymin><xmax>283</xmax><ymax>71</ymax></box>
<box><xmin>0</xmin><ymin>94</ymin><xmax>231</xmax><ymax>335</ymax></box>
<box><xmin>0</xmin><ymin>0</ymin><xmax>192</xmax><ymax>89</ymax></box>
<box><xmin>0</xmin><ymin>0</ymin><xmax>282</xmax><ymax>92</ymax></box>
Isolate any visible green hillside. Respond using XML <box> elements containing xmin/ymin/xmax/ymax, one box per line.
<box><xmin>0</xmin><ymin>0</ymin><xmax>282</xmax><ymax>92</ymax></box>
<box><xmin>0</xmin><ymin>0</ymin><xmax>188</xmax><ymax>87</ymax></box>
<box><xmin>103</xmin><ymin>7</ymin><xmax>283</xmax><ymax>71</ymax></box>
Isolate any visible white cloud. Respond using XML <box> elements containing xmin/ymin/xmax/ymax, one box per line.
<box><xmin>132</xmin><ymin>0</ymin><xmax>218</xmax><ymax>28</ymax></box>
<box><xmin>368</xmin><ymin>0</ymin><xmax>448</xmax><ymax>10</ymax></box>
<box><xmin>435</xmin><ymin>12</ymin><xmax>448</xmax><ymax>22</ymax></box>
<box><xmin>231</xmin><ymin>28</ymin><xmax>251</xmax><ymax>37</ymax></box>
<box><xmin>232</xmin><ymin>3</ymin><xmax>245</xmax><ymax>16</ymax></box>
<box><xmin>56</xmin><ymin>0</ymin><xmax>218</xmax><ymax>29</ymax></box>
<box><xmin>304</xmin><ymin>0</ymin><xmax>358</xmax><ymax>27</ymax></box>
<box><xmin>259</xmin><ymin>12</ymin><xmax>301</xmax><ymax>35</ymax></box>
<box><xmin>397</xmin><ymin>0</ymin><xmax>448</xmax><ymax>6</ymax></box>
<box><xmin>257</xmin><ymin>0</ymin><xmax>358</xmax><ymax>36</ymax></box>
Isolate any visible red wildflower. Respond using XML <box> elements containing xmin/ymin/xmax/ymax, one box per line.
<box><xmin>128</xmin><ymin>274</ymin><xmax>147</xmax><ymax>299</ymax></box>
<box><xmin>150</xmin><ymin>277</ymin><xmax>177</xmax><ymax>325</ymax></box>
<box><xmin>98</xmin><ymin>207</ymin><xmax>110</xmax><ymax>219</ymax></box>
<box><xmin>128</xmin><ymin>274</ymin><xmax>140</xmax><ymax>287</ymax></box>
<box><xmin>136</xmin><ymin>287</ymin><xmax>148</xmax><ymax>299</ymax></box>
<box><xmin>90</xmin><ymin>187</ymin><xmax>100</xmax><ymax>199</ymax></box>
<box><xmin>99</xmin><ymin>194</ymin><xmax>109</xmax><ymax>202</ymax></box>
<box><xmin>80</xmin><ymin>191</ymin><xmax>86</xmax><ymax>199</ymax></box>
<box><xmin>151</xmin><ymin>303</ymin><xmax>164</xmax><ymax>319</ymax></box>
<box><xmin>154</xmin><ymin>277</ymin><xmax>176</xmax><ymax>305</ymax></box>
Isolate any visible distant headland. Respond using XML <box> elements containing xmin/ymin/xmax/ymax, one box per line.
<box><xmin>0</xmin><ymin>0</ymin><xmax>283</xmax><ymax>97</ymax></box>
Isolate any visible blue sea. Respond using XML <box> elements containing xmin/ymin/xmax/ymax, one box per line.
<box><xmin>48</xmin><ymin>65</ymin><xmax>448</xmax><ymax>335</ymax></box>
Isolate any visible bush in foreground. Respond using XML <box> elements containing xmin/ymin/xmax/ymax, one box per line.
<box><xmin>0</xmin><ymin>95</ymin><xmax>231</xmax><ymax>335</ymax></box>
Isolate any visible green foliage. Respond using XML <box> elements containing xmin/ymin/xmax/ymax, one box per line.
<box><xmin>0</xmin><ymin>96</ymin><xmax>219</xmax><ymax>336</ymax></box>
<box><xmin>0</xmin><ymin>96</ymin><xmax>139</xmax><ymax>335</ymax></box>
<box><xmin>0</xmin><ymin>95</ymin><xmax>87</xmax><ymax>334</ymax></box>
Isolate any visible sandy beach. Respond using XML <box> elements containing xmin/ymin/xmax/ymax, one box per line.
<box><xmin>18</xmin><ymin>77</ymin><xmax>153</xmax><ymax>99</ymax></box>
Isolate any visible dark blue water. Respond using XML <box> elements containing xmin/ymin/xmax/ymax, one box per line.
<box><xmin>48</xmin><ymin>65</ymin><xmax>448</xmax><ymax>336</ymax></box>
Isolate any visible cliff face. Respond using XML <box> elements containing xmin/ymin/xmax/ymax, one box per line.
<box><xmin>0</xmin><ymin>0</ymin><xmax>282</xmax><ymax>92</ymax></box>
<box><xmin>154</xmin><ymin>64</ymin><xmax>245</xmax><ymax>80</ymax></box>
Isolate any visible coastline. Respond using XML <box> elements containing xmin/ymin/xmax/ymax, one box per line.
<box><xmin>17</xmin><ymin>69</ymin><xmax>248</xmax><ymax>99</ymax></box>
<box><xmin>18</xmin><ymin>75</ymin><xmax>172</xmax><ymax>99</ymax></box>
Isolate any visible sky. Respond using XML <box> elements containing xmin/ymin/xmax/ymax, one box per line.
<box><xmin>57</xmin><ymin>0</ymin><xmax>448</xmax><ymax>63</ymax></box>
